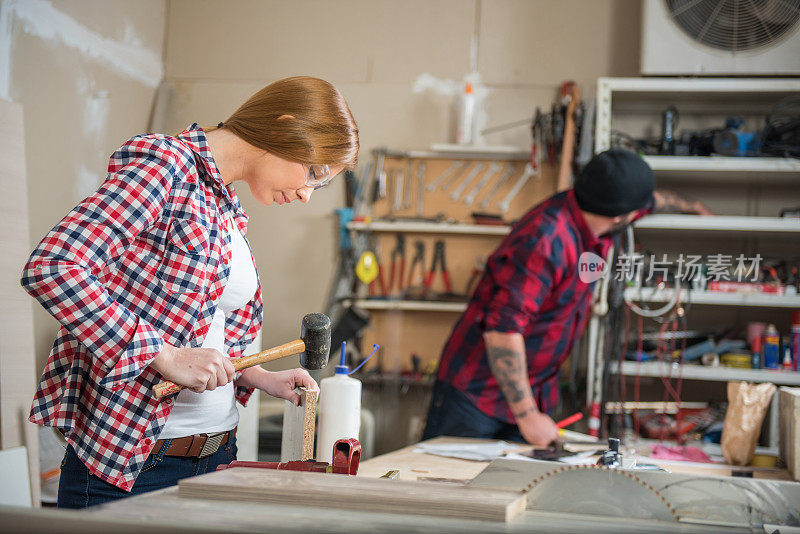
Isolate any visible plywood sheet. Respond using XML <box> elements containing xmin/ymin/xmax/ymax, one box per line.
<box><xmin>178</xmin><ymin>467</ymin><xmax>526</xmax><ymax>523</ymax></box>
<box><xmin>0</xmin><ymin>99</ymin><xmax>40</xmax><ymax>505</ymax></box>
<box><xmin>779</xmin><ymin>387</ymin><xmax>800</xmax><ymax>481</ymax></box>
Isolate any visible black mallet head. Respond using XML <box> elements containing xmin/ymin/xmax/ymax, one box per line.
<box><xmin>300</xmin><ymin>313</ymin><xmax>332</xmax><ymax>370</ymax></box>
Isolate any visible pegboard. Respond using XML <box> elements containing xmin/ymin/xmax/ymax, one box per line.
<box><xmin>355</xmin><ymin>152</ymin><xmax>557</xmax><ymax>374</ymax></box>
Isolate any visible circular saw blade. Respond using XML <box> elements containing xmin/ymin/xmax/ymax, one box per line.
<box><xmin>521</xmin><ymin>465</ymin><xmax>677</xmax><ymax>522</ymax></box>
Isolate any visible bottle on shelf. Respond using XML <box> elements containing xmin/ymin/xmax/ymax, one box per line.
<box><xmin>763</xmin><ymin>324</ymin><xmax>780</xmax><ymax>370</ymax></box>
<box><xmin>792</xmin><ymin>311</ymin><xmax>800</xmax><ymax>372</ymax></box>
<box><xmin>455</xmin><ymin>81</ymin><xmax>477</xmax><ymax>145</ymax></box>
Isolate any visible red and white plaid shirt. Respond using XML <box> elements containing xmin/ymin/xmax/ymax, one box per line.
<box><xmin>21</xmin><ymin>124</ymin><xmax>263</xmax><ymax>491</ymax></box>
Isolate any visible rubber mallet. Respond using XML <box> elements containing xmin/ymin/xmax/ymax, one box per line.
<box><xmin>153</xmin><ymin>313</ymin><xmax>331</xmax><ymax>399</ymax></box>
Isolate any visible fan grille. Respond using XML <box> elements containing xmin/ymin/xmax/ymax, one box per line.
<box><xmin>665</xmin><ymin>0</ymin><xmax>800</xmax><ymax>52</ymax></box>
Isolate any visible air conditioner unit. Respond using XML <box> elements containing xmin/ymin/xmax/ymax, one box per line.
<box><xmin>641</xmin><ymin>0</ymin><xmax>800</xmax><ymax>75</ymax></box>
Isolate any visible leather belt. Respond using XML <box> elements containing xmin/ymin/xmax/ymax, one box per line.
<box><xmin>151</xmin><ymin>427</ymin><xmax>237</xmax><ymax>459</ymax></box>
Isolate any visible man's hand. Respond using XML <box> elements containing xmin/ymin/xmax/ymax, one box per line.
<box><xmin>516</xmin><ymin>408</ymin><xmax>559</xmax><ymax>447</ymax></box>
<box><xmin>150</xmin><ymin>343</ymin><xmax>235</xmax><ymax>393</ymax></box>
<box><xmin>239</xmin><ymin>366</ymin><xmax>318</xmax><ymax>405</ymax></box>
<box><xmin>653</xmin><ymin>189</ymin><xmax>714</xmax><ymax>215</ymax></box>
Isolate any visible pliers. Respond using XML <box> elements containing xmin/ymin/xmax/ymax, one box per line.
<box><xmin>424</xmin><ymin>240</ymin><xmax>452</xmax><ymax>298</ymax></box>
<box><xmin>406</xmin><ymin>240</ymin><xmax>426</xmax><ymax>288</ymax></box>
<box><xmin>387</xmin><ymin>234</ymin><xmax>406</xmax><ymax>296</ymax></box>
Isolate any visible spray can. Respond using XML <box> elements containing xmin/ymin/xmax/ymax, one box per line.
<box><xmin>456</xmin><ymin>81</ymin><xmax>476</xmax><ymax>145</ymax></box>
<box><xmin>792</xmin><ymin>311</ymin><xmax>800</xmax><ymax>372</ymax></box>
<box><xmin>763</xmin><ymin>324</ymin><xmax>780</xmax><ymax>369</ymax></box>
<box><xmin>316</xmin><ymin>343</ymin><xmax>362</xmax><ymax>463</ymax></box>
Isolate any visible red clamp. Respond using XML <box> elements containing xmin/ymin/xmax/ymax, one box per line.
<box><xmin>216</xmin><ymin>438</ymin><xmax>361</xmax><ymax>475</ymax></box>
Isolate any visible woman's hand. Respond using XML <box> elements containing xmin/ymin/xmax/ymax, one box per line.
<box><xmin>150</xmin><ymin>343</ymin><xmax>235</xmax><ymax>393</ymax></box>
<box><xmin>239</xmin><ymin>366</ymin><xmax>318</xmax><ymax>405</ymax></box>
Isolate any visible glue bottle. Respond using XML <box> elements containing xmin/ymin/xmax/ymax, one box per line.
<box><xmin>316</xmin><ymin>342</ymin><xmax>362</xmax><ymax>463</ymax></box>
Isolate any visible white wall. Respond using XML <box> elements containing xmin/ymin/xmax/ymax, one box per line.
<box><xmin>0</xmin><ymin>0</ymin><xmax>168</xmax><ymax>369</ymax></box>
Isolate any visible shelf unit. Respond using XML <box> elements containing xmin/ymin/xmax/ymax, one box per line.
<box><xmin>642</xmin><ymin>155</ymin><xmax>800</xmax><ymax>174</ymax></box>
<box><xmin>624</xmin><ymin>287</ymin><xmax>800</xmax><ymax>308</ymax></box>
<box><xmin>348</xmin><ymin>299</ymin><xmax>467</xmax><ymax>313</ymax></box>
<box><xmin>633</xmin><ymin>215</ymin><xmax>800</xmax><ymax>234</ymax></box>
<box><xmin>595</xmin><ymin>77</ymin><xmax>800</xmax><ymax>154</ymax></box>
<box><xmin>347</xmin><ymin>221</ymin><xmax>511</xmax><ymax>236</ymax></box>
<box><xmin>609</xmin><ymin>361</ymin><xmax>800</xmax><ymax>387</ymax></box>
<box><xmin>589</xmin><ymin>77</ymin><xmax>800</xmax><ymax>447</ymax></box>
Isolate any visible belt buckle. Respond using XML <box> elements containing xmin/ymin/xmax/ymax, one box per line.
<box><xmin>199</xmin><ymin>431</ymin><xmax>226</xmax><ymax>458</ymax></box>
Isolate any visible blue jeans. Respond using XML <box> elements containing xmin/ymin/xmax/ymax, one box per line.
<box><xmin>422</xmin><ymin>380</ymin><xmax>525</xmax><ymax>442</ymax></box>
<box><xmin>57</xmin><ymin>437</ymin><xmax>237</xmax><ymax>509</ymax></box>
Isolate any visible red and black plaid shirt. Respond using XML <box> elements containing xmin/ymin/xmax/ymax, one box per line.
<box><xmin>437</xmin><ymin>190</ymin><xmax>649</xmax><ymax>423</ymax></box>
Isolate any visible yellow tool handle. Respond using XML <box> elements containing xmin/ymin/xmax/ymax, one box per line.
<box><xmin>152</xmin><ymin>339</ymin><xmax>306</xmax><ymax>399</ymax></box>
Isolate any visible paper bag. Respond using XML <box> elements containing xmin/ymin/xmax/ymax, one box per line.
<box><xmin>721</xmin><ymin>381</ymin><xmax>776</xmax><ymax>466</ymax></box>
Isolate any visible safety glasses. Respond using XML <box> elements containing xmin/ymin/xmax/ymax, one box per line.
<box><xmin>305</xmin><ymin>164</ymin><xmax>333</xmax><ymax>190</ymax></box>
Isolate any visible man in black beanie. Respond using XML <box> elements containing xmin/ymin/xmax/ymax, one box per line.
<box><xmin>423</xmin><ymin>149</ymin><xmax>711</xmax><ymax>445</ymax></box>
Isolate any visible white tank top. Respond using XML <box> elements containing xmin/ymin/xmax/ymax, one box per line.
<box><xmin>159</xmin><ymin>219</ymin><xmax>258</xmax><ymax>439</ymax></box>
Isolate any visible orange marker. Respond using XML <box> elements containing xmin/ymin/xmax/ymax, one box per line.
<box><xmin>556</xmin><ymin>412</ymin><xmax>583</xmax><ymax>429</ymax></box>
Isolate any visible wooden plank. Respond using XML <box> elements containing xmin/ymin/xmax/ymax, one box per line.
<box><xmin>0</xmin><ymin>98</ymin><xmax>40</xmax><ymax>505</ymax></box>
<box><xmin>280</xmin><ymin>388</ymin><xmax>317</xmax><ymax>462</ymax></box>
<box><xmin>779</xmin><ymin>387</ymin><xmax>800</xmax><ymax>480</ymax></box>
<box><xmin>178</xmin><ymin>467</ymin><xmax>526</xmax><ymax>523</ymax></box>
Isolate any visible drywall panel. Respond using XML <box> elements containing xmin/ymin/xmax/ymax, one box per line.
<box><xmin>479</xmin><ymin>0</ymin><xmax>641</xmax><ymax>87</ymax></box>
<box><xmin>165</xmin><ymin>0</ymin><xmax>474</xmax><ymax>85</ymax></box>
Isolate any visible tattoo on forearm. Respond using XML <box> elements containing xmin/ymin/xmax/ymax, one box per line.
<box><xmin>653</xmin><ymin>189</ymin><xmax>700</xmax><ymax>214</ymax></box>
<box><xmin>512</xmin><ymin>406</ymin><xmax>536</xmax><ymax>419</ymax></box>
<box><xmin>486</xmin><ymin>346</ymin><xmax>531</xmax><ymax>405</ymax></box>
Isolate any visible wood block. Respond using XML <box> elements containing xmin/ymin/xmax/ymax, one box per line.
<box><xmin>280</xmin><ymin>387</ymin><xmax>318</xmax><ymax>462</ymax></box>
<box><xmin>779</xmin><ymin>387</ymin><xmax>800</xmax><ymax>480</ymax></box>
<box><xmin>178</xmin><ymin>467</ymin><xmax>526</xmax><ymax>523</ymax></box>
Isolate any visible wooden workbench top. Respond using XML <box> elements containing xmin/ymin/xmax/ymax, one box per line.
<box><xmin>0</xmin><ymin>437</ymin><xmax>753</xmax><ymax>533</ymax></box>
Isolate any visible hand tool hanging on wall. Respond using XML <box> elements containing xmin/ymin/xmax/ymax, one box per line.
<box><xmin>372</xmin><ymin>149</ymin><xmax>386</xmax><ymax>201</ymax></box>
<box><xmin>450</xmin><ymin>162</ymin><xmax>485</xmax><ymax>201</ymax></box>
<box><xmin>478</xmin><ymin>163</ymin><xmax>518</xmax><ymax>211</ymax></box>
<box><xmin>576</xmin><ymin>98</ymin><xmax>595</xmax><ymax>171</ymax></box>
<box><xmin>556</xmin><ymin>81</ymin><xmax>580</xmax><ymax>191</ymax></box>
<box><xmin>154</xmin><ymin>314</ymin><xmax>331</xmax><ymax>398</ymax></box>
<box><xmin>416</xmin><ymin>161</ymin><xmax>426</xmax><ymax>216</ymax></box>
<box><xmin>498</xmin><ymin>163</ymin><xmax>538</xmax><ymax>213</ymax></box>
<box><xmin>441</xmin><ymin>161</ymin><xmax>472</xmax><ymax>191</ymax></box>
<box><xmin>403</xmin><ymin>158</ymin><xmax>414</xmax><ymax>210</ymax></box>
<box><xmin>424</xmin><ymin>240</ymin><xmax>453</xmax><ymax>299</ymax></box>
<box><xmin>463</xmin><ymin>161</ymin><xmax>501</xmax><ymax>206</ymax></box>
<box><xmin>385</xmin><ymin>169</ymin><xmax>395</xmax><ymax>214</ymax></box>
<box><xmin>549</xmin><ymin>103</ymin><xmax>564</xmax><ymax>166</ymax></box>
<box><xmin>406</xmin><ymin>240</ymin><xmax>427</xmax><ymax>289</ymax></box>
<box><xmin>387</xmin><ymin>233</ymin><xmax>406</xmax><ymax>297</ymax></box>
<box><xmin>427</xmin><ymin>161</ymin><xmax>463</xmax><ymax>191</ymax></box>
<box><xmin>367</xmin><ymin>241</ymin><xmax>387</xmax><ymax>297</ymax></box>
<box><xmin>355</xmin><ymin>251</ymin><xmax>379</xmax><ymax>286</ymax></box>
<box><xmin>392</xmin><ymin>169</ymin><xmax>404</xmax><ymax>212</ymax></box>
<box><xmin>464</xmin><ymin>256</ymin><xmax>486</xmax><ymax>297</ymax></box>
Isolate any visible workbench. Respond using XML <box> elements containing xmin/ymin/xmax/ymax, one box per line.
<box><xmin>4</xmin><ymin>436</ymin><xmax>792</xmax><ymax>533</ymax></box>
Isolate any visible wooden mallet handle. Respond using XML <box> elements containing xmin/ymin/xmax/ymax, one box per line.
<box><xmin>152</xmin><ymin>339</ymin><xmax>306</xmax><ymax>399</ymax></box>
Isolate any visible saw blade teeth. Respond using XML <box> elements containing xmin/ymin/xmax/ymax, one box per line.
<box><xmin>518</xmin><ymin>462</ymin><xmax>679</xmax><ymax>519</ymax></box>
